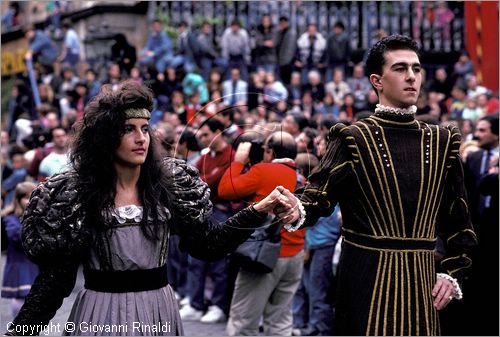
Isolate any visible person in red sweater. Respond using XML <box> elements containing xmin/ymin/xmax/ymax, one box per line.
<box><xmin>219</xmin><ymin>131</ymin><xmax>305</xmax><ymax>336</ymax></box>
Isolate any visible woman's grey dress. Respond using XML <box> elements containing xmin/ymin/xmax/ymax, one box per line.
<box><xmin>9</xmin><ymin>159</ymin><xmax>267</xmax><ymax>336</ymax></box>
<box><xmin>64</xmin><ymin>205</ymin><xmax>183</xmax><ymax>336</ymax></box>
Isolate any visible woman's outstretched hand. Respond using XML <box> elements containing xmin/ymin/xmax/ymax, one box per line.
<box><xmin>253</xmin><ymin>186</ymin><xmax>293</xmax><ymax>214</ymax></box>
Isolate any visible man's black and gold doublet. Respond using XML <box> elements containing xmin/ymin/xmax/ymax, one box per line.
<box><xmin>296</xmin><ymin>112</ymin><xmax>477</xmax><ymax>335</ymax></box>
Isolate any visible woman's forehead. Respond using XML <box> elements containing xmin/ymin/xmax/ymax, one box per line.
<box><xmin>125</xmin><ymin>118</ymin><xmax>149</xmax><ymax>126</ymax></box>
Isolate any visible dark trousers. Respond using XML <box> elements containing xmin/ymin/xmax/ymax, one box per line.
<box><xmin>167</xmin><ymin>234</ymin><xmax>189</xmax><ymax>298</ymax></box>
<box><xmin>188</xmin><ymin>256</ymin><xmax>228</xmax><ymax>311</ymax></box>
<box><xmin>187</xmin><ymin>208</ymin><xmax>231</xmax><ymax>311</ymax></box>
<box><xmin>279</xmin><ymin>64</ymin><xmax>293</xmax><ymax>85</ymax></box>
<box><xmin>293</xmin><ymin>245</ymin><xmax>336</xmax><ymax>335</ymax></box>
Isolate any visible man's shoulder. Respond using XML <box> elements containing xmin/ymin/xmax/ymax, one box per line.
<box><xmin>467</xmin><ymin>148</ymin><xmax>485</xmax><ymax>162</ymax></box>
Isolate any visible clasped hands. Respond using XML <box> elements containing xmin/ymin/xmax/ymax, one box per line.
<box><xmin>253</xmin><ymin>186</ymin><xmax>300</xmax><ymax>225</ymax></box>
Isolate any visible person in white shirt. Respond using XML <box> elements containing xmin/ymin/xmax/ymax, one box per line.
<box><xmin>38</xmin><ymin>126</ymin><xmax>70</xmax><ymax>180</ymax></box>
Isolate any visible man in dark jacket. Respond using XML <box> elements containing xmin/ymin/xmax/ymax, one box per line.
<box><xmin>325</xmin><ymin>21</ymin><xmax>351</xmax><ymax>81</ymax></box>
<box><xmin>275</xmin><ymin>16</ymin><xmax>296</xmax><ymax>85</ymax></box>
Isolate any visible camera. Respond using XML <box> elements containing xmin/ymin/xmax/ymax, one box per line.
<box><xmin>234</xmin><ymin>135</ymin><xmax>265</xmax><ymax>166</ymax></box>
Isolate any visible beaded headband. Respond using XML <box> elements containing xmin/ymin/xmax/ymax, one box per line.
<box><xmin>124</xmin><ymin>108</ymin><xmax>151</xmax><ymax>120</ymax></box>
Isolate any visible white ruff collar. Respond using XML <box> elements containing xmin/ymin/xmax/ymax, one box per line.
<box><xmin>375</xmin><ymin>104</ymin><xmax>417</xmax><ymax>116</ymax></box>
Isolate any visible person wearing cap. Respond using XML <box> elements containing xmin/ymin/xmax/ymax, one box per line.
<box><xmin>6</xmin><ymin>81</ymin><xmax>289</xmax><ymax>336</ymax></box>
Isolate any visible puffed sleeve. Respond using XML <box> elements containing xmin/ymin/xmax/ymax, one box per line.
<box><xmin>22</xmin><ymin>171</ymin><xmax>91</xmax><ymax>264</ymax></box>
<box><xmin>436</xmin><ymin>125</ymin><xmax>477</xmax><ymax>281</ymax></box>
<box><xmin>294</xmin><ymin>123</ymin><xmax>353</xmax><ymax>227</ymax></box>
<box><xmin>163</xmin><ymin>158</ymin><xmax>267</xmax><ymax>261</ymax></box>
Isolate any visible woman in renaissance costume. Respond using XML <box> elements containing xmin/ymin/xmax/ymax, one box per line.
<box><xmin>6</xmin><ymin>81</ymin><xmax>285</xmax><ymax>336</ymax></box>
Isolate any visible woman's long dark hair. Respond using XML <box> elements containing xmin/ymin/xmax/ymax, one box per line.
<box><xmin>70</xmin><ymin>81</ymin><xmax>169</xmax><ymax>240</ymax></box>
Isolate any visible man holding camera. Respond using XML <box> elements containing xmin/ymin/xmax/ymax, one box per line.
<box><xmin>218</xmin><ymin>131</ymin><xmax>305</xmax><ymax>336</ymax></box>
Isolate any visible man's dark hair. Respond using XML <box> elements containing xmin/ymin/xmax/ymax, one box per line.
<box><xmin>230</xmin><ymin>19</ymin><xmax>241</xmax><ymax>27</ymax></box>
<box><xmin>279</xmin><ymin>16</ymin><xmax>289</xmax><ymax>23</ymax></box>
<box><xmin>179</xmin><ymin>130</ymin><xmax>201</xmax><ymax>152</ymax></box>
<box><xmin>320</xmin><ymin>118</ymin><xmax>337</xmax><ymax>131</ymax></box>
<box><xmin>302</xmin><ymin>127</ymin><xmax>318</xmax><ymax>152</ymax></box>
<box><xmin>334</xmin><ymin>21</ymin><xmax>345</xmax><ymax>30</ymax></box>
<box><xmin>235</xmin><ymin>133</ymin><xmax>265</xmax><ymax>165</ymax></box>
<box><xmin>290</xmin><ymin>113</ymin><xmax>309</xmax><ymax>132</ymax></box>
<box><xmin>221</xmin><ymin>107</ymin><xmax>240</xmax><ymax>122</ymax></box>
<box><xmin>48</xmin><ymin>125</ymin><xmax>66</xmax><ymax>141</ymax></box>
<box><xmin>202</xmin><ymin>118</ymin><xmax>225</xmax><ymax>133</ymax></box>
<box><xmin>365</xmin><ymin>35</ymin><xmax>420</xmax><ymax>78</ymax></box>
<box><xmin>267</xmin><ymin>132</ymin><xmax>297</xmax><ymax>160</ymax></box>
<box><xmin>62</xmin><ymin>19</ymin><xmax>72</xmax><ymax>29</ymax></box>
<box><xmin>479</xmin><ymin>115</ymin><xmax>499</xmax><ymax>136</ymax></box>
<box><xmin>179</xmin><ymin>21</ymin><xmax>188</xmax><ymax>28</ymax></box>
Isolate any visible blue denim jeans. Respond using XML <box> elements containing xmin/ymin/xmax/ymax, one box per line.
<box><xmin>187</xmin><ymin>208</ymin><xmax>231</xmax><ymax>311</ymax></box>
<box><xmin>293</xmin><ymin>244</ymin><xmax>336</xmax><ymax>335</ymax></box>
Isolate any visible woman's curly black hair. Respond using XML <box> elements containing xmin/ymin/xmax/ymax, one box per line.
<box><xmin>70</xmin><ymin>81</ymin><xmax>168</xmax><ymax>240</ymax></box>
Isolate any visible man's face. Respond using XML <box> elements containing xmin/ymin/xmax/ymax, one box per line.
<box><xmin>296</xmin><ymin>132</ymin><xmax>310</xmax><ymax>153</ymax></box>
<box><xmin>231</xmin><ymin>69</ymin><xmax>240</xmax><ymax>81</ymax></box>
<box><xmin>198</xmin><ymin>125</ymin><xmax>218</xmax><ymax>149</ymax></box>
<box><xmin>474</xmin><ymin>120</ymin><xmax>499</xmax><ymax>149</ymax></box>
<box><xmin>376</xmin><ymin>50</ymin><xmax>422</xmax><ymax>108</ymax></box>
<box><xmin>153</xmin><ymin>22</ymin><xmax>162</xmax><ymax>33</ymax></box>
<box><xmin>281</xmin><ymin>115</ymin><xmax>298</xmax><ymax>135</ymax></box>
<box><xmin>262</xmin><ymin>16</ymin><xmax>271</xmax><ymax>28</ymax></box>
<box><xmin>52</xmin><ymin>129</ymin><xmax>68</xmax><ymax>150</ymax></box>
<box><xmin>307</xmin><ymin>25</ymin><xmax>317</xmax><ymax>36</ymax></box>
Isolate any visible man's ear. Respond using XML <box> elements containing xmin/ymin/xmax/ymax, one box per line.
<box><xmin>370</xmin><ymin>74</ymin><xmax>383</xmax><ymax>92</ymax></box>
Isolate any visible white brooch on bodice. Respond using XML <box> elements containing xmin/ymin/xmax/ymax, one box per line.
<box><xmin>112</xmin><ymin>205</ymin><xmax>143</xmax><ymax>224</ymax></box>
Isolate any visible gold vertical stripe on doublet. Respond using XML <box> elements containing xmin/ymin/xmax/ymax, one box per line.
<box><xmin>399</xmin><ymin>253</ymin><xmax>405</xmax><ymax>335</ymax></box>
<box><xmin>418</xmin><ymin>126</ymin><xmax>434</xmax><ymax>238</ymax></box>
<box><xmin>382</xmin><ymin>252</ymin><xmax>393</xmax><ymax>336</ymax></box>
<box><xmin>349</xmin><ymin>129</ymin><xmax>388</xmax><ymax>235</ymax></box>
<box><xmin>393</xmin><ymin>251</ymin><xmax>399</xmax><ymax>334</ymax></box>
<box><xmin>424</xmin><ymin>129</ymin><xmax>445</xmax><ymax>237</ymax></box>
<box><xmin>366</xmin><ymin>252</ymin><xmax>384</xmax><ymax>335</ymax></box>
<box><xmin>359</xmin><ymin>122</ymin><xmax>401</xmax><ymax>237</ymax></box>
<box><xmin>422</xmin><ymin>127</ymin><xmax>440</xmax><ymax>238</ymax></box>
<box><xmin>353</xmin><ymin>125</ymin><xmax>393</xmax><ymax>236</ymax></box>
<box><xmin>349</xmin><ymin>162</ymin><xmax>381</xmax><ymax>236</ymax></box>
<box><xmin>368</xmin><ymin>120</ymin><xmax>407</xmax><ymax>237</ymax></box>
<box><xmin>365</xmin><ymin>251</ymin><xmax>437</xmax><ymax>335</ymax></box>
<box><xmin>405</xmin><ymin>252</ymin><xmax>412</xmax><ymax>335</ymax></box>
<box><xmin>427</xmin><ymin>129</ymin><xmax>452</xmax><ymax>239</ymax></box>
<box><xmin>413</xmin><ymin>253</ymin><xmax>420</xmax><ymax>335</ymax></box>
<box><xmin>413</xmin><ymin>128</ymin><xmax>426</xmax><ymax>237</ymax></box>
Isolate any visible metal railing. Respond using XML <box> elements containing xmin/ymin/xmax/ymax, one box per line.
<box><xmin>151</xmin><ymin>1</ymin><xmax>465</xmax><ymax>53</ymax></box>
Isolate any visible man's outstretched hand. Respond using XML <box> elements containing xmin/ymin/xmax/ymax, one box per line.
<box><xmin>273</xmin><ymin>188</ymin><xmax>300</xmax><ymax>224</ymax></box>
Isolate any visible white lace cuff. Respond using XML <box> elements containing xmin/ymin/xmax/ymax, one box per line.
<box><xmin>437</xmin><ymin>273</ymin><xmax>463</xmax><ymax>300</ymax></box>
<box><xmin>284</xmin><ymin>197</ymin><xmax>306</xmax><ymax>232</ymax></box>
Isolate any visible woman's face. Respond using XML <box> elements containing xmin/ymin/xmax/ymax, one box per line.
<box><xmin>114</xmin><ymin>118</ymin><xmax>150</xmax><ymax>167</ymax></box>
<box><xmin>20</xmin><ymin>195</ymin><xmax>31</xmax><ymax>210</ymax></box>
